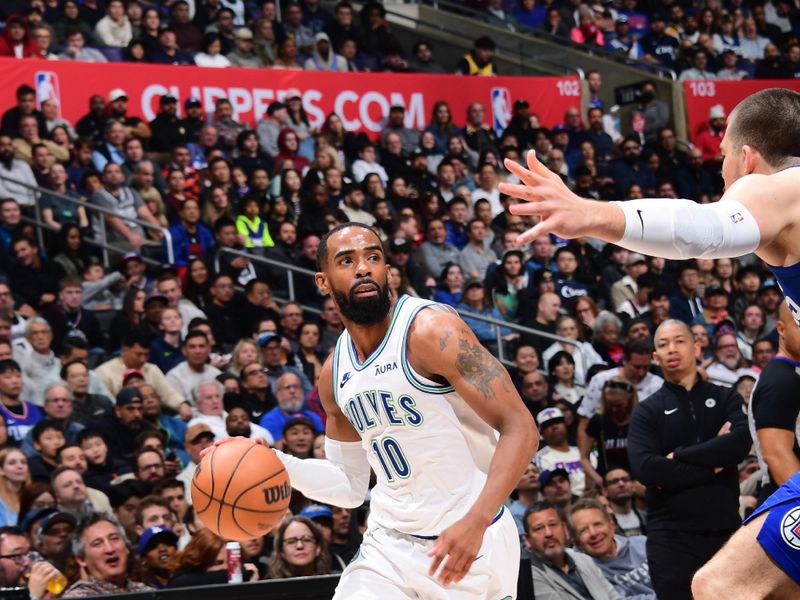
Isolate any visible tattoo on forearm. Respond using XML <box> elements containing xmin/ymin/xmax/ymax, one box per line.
<box><xmin>454</xmin><ymin>337</ymin><xmax>511</xmax><ymax>401</ymax></box>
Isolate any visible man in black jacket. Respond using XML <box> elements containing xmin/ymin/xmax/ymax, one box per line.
<box><xmin>627</xmin><ymin>319</ymin><xmax>751</xmax><ymax>600</ymax></box>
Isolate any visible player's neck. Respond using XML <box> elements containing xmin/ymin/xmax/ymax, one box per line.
<box><xmin>343</xmin><ymin>299</ymin><xmax>396</xmax><ymax>362</ymax></box>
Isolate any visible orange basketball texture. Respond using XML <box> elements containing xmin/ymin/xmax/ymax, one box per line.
<box><xmin>191</xmin><ymin>438</ymin><xmax>291</xmax><ymax>541</ymax></box>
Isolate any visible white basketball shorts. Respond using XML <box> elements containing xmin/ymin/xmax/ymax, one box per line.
<box><xmin>332</xmin><ymin>507</ymin><xmax>520</xmax><ymax>600</ymax></box>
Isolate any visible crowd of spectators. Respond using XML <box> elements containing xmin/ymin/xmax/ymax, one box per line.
<box><xmin>0</xmin><ymin>2</ymin><xmax>791</xmax><ymax>599</ymax></box>
<box><xmin>0</xmin><ymin>0</ymin><xmax>494</xmax><ymax>75</ymax></box>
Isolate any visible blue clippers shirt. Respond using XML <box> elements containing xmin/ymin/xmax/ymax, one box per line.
<box><xmin>771</xmin><ymin>264</ymin><xmax>800</xmax><ymax>327</ymax></box>
<box><xmin>745</xmin><ymin>471</ymin><xmax>800</xmax><ymax>584</ymax></box>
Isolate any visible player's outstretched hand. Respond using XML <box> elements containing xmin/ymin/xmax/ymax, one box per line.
<box><xmin>498</xmin><ymin>151</ymin><xmax>592</xmax><ymax>246</ymax></box>
<box><xmin>200</xmin><ymin>436</ymin><xmax>267</xmax><ymax>457</ymax></box>
<box><xmin>427</xmin><ymin>513</ymin><xmax>488</xmax><ymax>587</ymax></box>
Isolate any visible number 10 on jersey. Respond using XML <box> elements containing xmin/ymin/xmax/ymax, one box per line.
<box><xmin>371</xmin><ymin>437</ymin><xmax>411</xmax><ymax>482</ymax></box>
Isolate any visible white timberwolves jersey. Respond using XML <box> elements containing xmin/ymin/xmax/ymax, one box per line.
<box><xmin>332</xmin><ymin>295</ymin><xmax>499</xmax><ymax>537</ymax></box>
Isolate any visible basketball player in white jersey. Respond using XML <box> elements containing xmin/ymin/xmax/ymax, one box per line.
<box><xmin>267</xmin><ymin>223</ymin><xmax>537</xmax><ymax>598</ymax></box>
<box><xmin>497</xmin><ymin>87</ymin><xmax>800</xmax><ymax>598</ymax></box>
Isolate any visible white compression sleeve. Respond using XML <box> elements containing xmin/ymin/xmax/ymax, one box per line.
<box><xmin>273</xmin><ymin>438</ymin><xmax>370</xmax><ymax>508</ymax></box>
<box><xmin>613</xmin><ymin>198</ymin><xmax>761</xmax><ymax>260</ymax></box>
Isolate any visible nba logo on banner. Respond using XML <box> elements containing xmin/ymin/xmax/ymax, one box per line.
<box><xmin>491</xmin><ymin>87</ymin><xmax>512</xmax><ymax>136</ymax></box>
<box><xmin>34</xmin><ymin>71</ymin><xmax>62</xmax><ymax>118</ymax></box>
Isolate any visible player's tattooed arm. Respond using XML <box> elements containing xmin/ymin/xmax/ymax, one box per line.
<box><xmin>452</xmin><ymin>334</ymin><xmax>513</xmax><ymax>401</ymax></box>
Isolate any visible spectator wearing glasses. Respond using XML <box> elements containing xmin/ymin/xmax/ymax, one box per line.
<box><xmin>579</xmin><ymin>377</ymin><xmax>638</xmax><ymax>489</ymax></box>
<box><xmin>267</xmin><ymin>515</ymin><xmax>331</xmax><ymax>579</ymax></box>
<box><xmin>0</xmin><ymin>525</ymin><xmax>66</xmax><ymax>596</ymax></box>
<box><xmin>604</xmin><ymin>466</ymin><xmax>647</xmax><ymax>537</ymax></box>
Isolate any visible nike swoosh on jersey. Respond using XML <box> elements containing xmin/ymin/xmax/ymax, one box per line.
<box><xmin>664</xmin><ymin>408</ymin><xmax>678</xmax><ymax>415</ymax></box>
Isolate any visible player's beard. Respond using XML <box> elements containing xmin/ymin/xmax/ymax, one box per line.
<box><xmin>334</xmin><ymin>278</ymin><xmax>392</xmax><ymax>326</ymax></box>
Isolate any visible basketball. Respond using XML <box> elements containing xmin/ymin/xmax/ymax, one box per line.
<box><xmin>191</xmin><ymin>438</ymin><xmax>291</xmax><ymax>541</ymax></box>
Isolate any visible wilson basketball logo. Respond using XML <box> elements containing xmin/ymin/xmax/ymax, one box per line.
<box><xmin>780</xmin><ymin>506</ymin><xmax>800</xmax><ymax>550</ymax></box>
<box><xmin>262</xmin><ymin>480</ymin><xmax>291</xmax><ymax>504</ymax></box>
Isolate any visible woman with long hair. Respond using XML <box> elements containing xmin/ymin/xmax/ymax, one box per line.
<box><xmin>202</xmin><ymin>184</ymin><xmax>234</xmax><ymax>226</ymax></box>
<box><xmin>578</xmin><ymin>377</ymin><xmax>638</xmax><ymax>488</ymax></box>
<box><xmin>456</xmin><ymin>280</ymin><xmax>513</xmax><ymax>349</ymax></box>
<box><xmin>168</xmin><ymin>528</ymin><xmax>257</xmax><ymax>587</ymax></box>
<box><xmin>286</xmin><ymin>94</ymin><xmax>312</xmax><ymax>144</ymax></box>
<box><xmin>252</xmin><ymin>17</ymin><xmax>276</xmax><ymax>65</ymax></box>
<box><xmin>711</xmin><ymin>257</ymin><xmax>737</xmax><ymax>294</ymax></box>
<box><xmin>267</xmin><ymin>516</ymin><xmax>331</xmax><ymax>579</ymax></box>
<box><xmin>228</xmin><ymin>338</ymin><xmax>262</xmax><ymax>376</ymax></box>
<box><xmin>388</xmin><ymin>265</ymin><xmax>418</xmax><ymax>299</ymax></box>
<box><xmin>279</xmin><ymin>169</ymin><xmax>303</xmax><ymax>223</ymax></box>
<box><xmin>414</xmin><ymin>190</ymin><xmax>445</xmax><ymax>226</ymax></box>
<box><xmin>425</xmin><ymin>101</ymin><xmax>461</xmax><ymax>155</ymax></box>
<box><xmin>433</xmin><ymin>263</ymin><xmax>464</xmax><ymax>307</ymax></box>
<box><xmin>107</xmin><ymin>287</ymin><xmax>146</xmax><ymax>353</ymax></box>
<box><xmin>272</xmin><ymin>37</ymin><xmax>303</xmax><ymax>70</ymax></box>
<box><xmin>296</xmin><ymin>322</ymin><xmax>325</xmax><ymax>384</ymax></box>
<box><xmin>183</xmin><ymin>258</ymin><xmax>212</xmax><ymax>311</ymax></box>
<box><xmin>548</xmin><ymin>351</ymin><xmax>585</xmax><ymax>406</ymax></box>
<box><xmin>0</xmin><ymin>448</ymin><xmax>30</xmax><ymax>526</ymax></box>
<box><xmin>542</xmin><ymin>316</ymin><xmax>604</xmax><ymax>386</ymax></box>
<box><xmin>52</xmin><ymin>224</ymin><xmax>91</xmax><ymax>279</ymax></box>
<box><xmin>275</xmin><ymin>130</ymin><xmax>310</xmax><ymax>174</ymax></box>
<box><xmin>573</xmin><ymin>296</ymin><xmax>600</xmax><ymax>341</ymax></box>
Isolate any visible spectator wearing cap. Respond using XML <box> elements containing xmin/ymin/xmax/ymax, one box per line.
<box><xmin>257</xmin><ymin>101</ymin><xmax>290</xmax><ymax>157</ymax></box>
<box><xmin>757</xmin><ymin>279</ymin><xmax>783</xmax><ymax>335</ymax></box>
<box><xmin>694</xmin><ymin>104</ymin><xmax>726</xmax><ymax>166</ymax></box>
<box><xmin>259</xmin><ymin>372</ymin><xmax>322</xmax><ymax>443</ymax></box>
<box><xmin>539</xmin><ymin>468</ymin><xmax>576</xmax><ymax>513</ymax></box>
<box><xmin>0</xmin><ymin>359</ymin><xmax>43</xmax><ymax>443</ymax></box>
<box><xmin>569</xmin><ymin>498</ymin><xmax>656</xmax><ymax>599</ymax></box>
<box><xmin>639</xmin><ymin>12</ymin><xmax>679</xmax><ymax>67</ymax></box>
<box><xmin>617</xmin><ymin>273</ymin><xmax>657</xmax><ymax>321</ymax></box>
<box><xmin>34</xmin><ymin>509</ymin><xmax>78</xmax><ymax>580</ymax></box>
<box><xmin>716</xmin><ymin>48</ymin><xmax>749</xmax><ymax>80</ymax></box>
<box><xmin>609</xmin><ymin>253</ymin><xmax>648</xmax><ymax>312</ymax></box>
<box><xmin>700</xmin><ymin>286</ymin><xmax>730</xmax><ymax>331</ymax></box>
<box><xmin>456</xmin><ymin>36</ymin><xmax>497</xmax><ymax>75</ymax></box>
<box><xmin>524</xmin><ymin>501</ymin><xmax>623</xmax><ymax>599</ymax></box>
<box><xmin>148</xmin><ymin>95</ymin><xmax>184</xmax><ymax>155</ymax></box>
<box><xmin>226</xmin><ymin>27</ymin><xmax>264</xmax><ymax>67</ymax></box>
<box><xmin>606</xmin><ymin>15</ymin><xmax>644</xmax><ymax>59</ymax></box>
<box><xmin>177</xmin><ymin>423</ymin><xmax>214</xmax><ymax>499</ymax></box>
<box><xmin>63</xmin><ymin>512</ymin><xmax>153</xmax><ymax>597</ymax></box>
<box><xmin>93</xmin><ymin>388</ymin><xmax>154</xmax><ymax>464</ymax></box>
<box><xmin>94</xmin><ymin>0</ymin><xmax>132</xmax><ymax>48</ymax></box>
<box><xmin>136</xmin><ymin>525</ymin><xmax>179</xmax><ymax>588</ymax></box>
<box><xmin>95</xmin><ymin>331</ymin><xmax>187</xmax><ymax>416</ymax></box>
<box><xmin>627</xmin><ymin>319</ymin><xmax>750</xmax><ymax>600</ymax></box>
<box><xmin>678</xmin><ymin>48</ymin><xmax>718</xmax><ymax>81</ymax></box>
<box><xmin>304</xmin><ymin>31</ymin><xmax>347</xmax><ymax>71</ymax></box>
<box><xmin>281</xmin><ymin>414</ymin><xmax>316</xmax><ymax>458</ymax></box>
<box><xmin>535</xmin><ymin>407</ymin><xmax>590</xmax><ymax>495</ymax></box>
<box><xmin>177</xmin><ymin>99</ymin><xmax>204</xmax><ymax>147</ymax></box>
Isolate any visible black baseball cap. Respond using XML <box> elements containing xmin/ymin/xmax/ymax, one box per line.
<box><xmin>185</xmin><ymin>97</ymin><xmax>202</xmax><ymax>109</ymax></box>
<box><xmin>116</xmin><ymin>387</ymin><xmax>144</xmax><ymax>406</ymax></box>
<box><xmin>389</xmin><ymin>237</ymin><xmax>411</xmax><ymax>253</ymax></box>
<box><xmin>267</xmin><ymin>101</ymin><xmax>286</xmax><ymax>115</ymax></box>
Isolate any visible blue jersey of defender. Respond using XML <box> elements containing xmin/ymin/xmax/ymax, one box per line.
<box><xmin>745</xmin><ymin>471</ymin><xmax>800</xmax><ymax>584</ymax></box>
<box><xmin>772</xmin><ymin>264</ymin><xmax>800</xmax><ymax>326</ymax></box>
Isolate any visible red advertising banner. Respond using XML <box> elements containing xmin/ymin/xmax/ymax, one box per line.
<box><xmin>683</xmin><ymin>80</ymin><xmax>800</xmax><ymax>141</ymax></box>
<box><xmin>0</xmin><ymin>57</ymin><xmax>580</xmax><ymax>137</ymax></box>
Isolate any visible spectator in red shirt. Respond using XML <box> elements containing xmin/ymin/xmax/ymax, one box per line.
<box><xmin>694</xmin><ymin>104</ymin><xmax>726</xmax><ymax>166</ymax></box>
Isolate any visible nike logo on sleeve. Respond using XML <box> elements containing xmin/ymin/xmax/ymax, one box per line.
<box><xmin>636</xmin><ymin>209</ymin><xmax>645</xmax><ymax>239</ymax></box>
<box><xmin>664</xmin><ymin>408</ymin><xmax>678</xmax><ymax>415</ymax></box>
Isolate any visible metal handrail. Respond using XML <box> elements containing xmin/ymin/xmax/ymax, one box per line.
<box><xmin>393</xmin><ymin>0</ymin><xmax>677</xmax><ymax>80</ymax></box>
<box><xmin>218</xmin><ymin>247</ymin><xmax>582</xmax><ymax>367</ymax></box>
<box><xmin>0</xmin><ymin>174</ymin><xmax>174</xmax><ymax>266</ymax></box>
